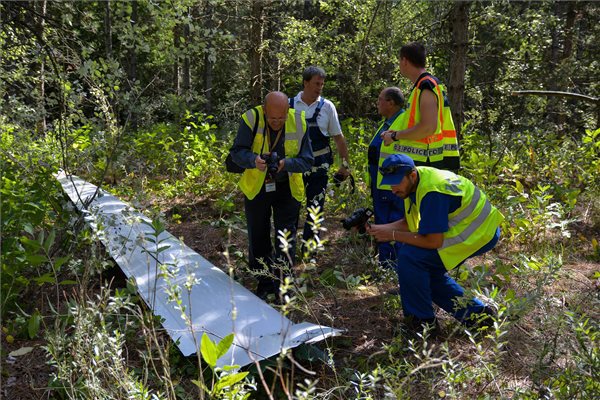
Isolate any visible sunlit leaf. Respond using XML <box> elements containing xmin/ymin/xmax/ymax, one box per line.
<box><xmin>201</xmin><ymin>332</ymin><xmax>218</xmax><ymax>368</ymax></box>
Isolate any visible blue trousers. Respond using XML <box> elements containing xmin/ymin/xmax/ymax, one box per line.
<box><xmin>371</xmin><ymin>185</ymin><xmax>404</xmax><ymax>268</ymax></box>
<box><xmin>395</xmin><ymin>228</ymin><xmax>500</xmax><ymax>321</ymax></box>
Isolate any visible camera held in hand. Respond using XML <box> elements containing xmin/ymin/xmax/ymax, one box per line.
<box><xmin>341</xmin><ymin>207</ymin><xmax>374</xmax><ymax>234</ymax></box>
<box><xmin>262</xmin><ymin>151</ymin><xmax>280</xmax><ymax>180</ymax></box>
<box><xmin>332</xmin><ymin>172</ymin><xmax>347</xmax><ymax>186</ymax></box>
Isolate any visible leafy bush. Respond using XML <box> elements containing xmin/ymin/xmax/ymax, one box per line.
<box><xmin>0</xmin><ymin>123</ymin><xmax>66</xmax><ymax>323</ymax></box>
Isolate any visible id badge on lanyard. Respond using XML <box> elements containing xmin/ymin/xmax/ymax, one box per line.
<box><xmin>262</xmin><ymin>124</ymin><xmax>283</xmax><ymax>193</ymax></box>
<box><xmin>265</xmin><ymin>182</ymin><xmax>276</xmax><ymax>193</ymax></box>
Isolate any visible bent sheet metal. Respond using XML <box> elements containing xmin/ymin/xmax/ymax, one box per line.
<box><xmin>56</xmin><ymin>171</ymin><xmax>341</xmax><ymax>368</ymax></box>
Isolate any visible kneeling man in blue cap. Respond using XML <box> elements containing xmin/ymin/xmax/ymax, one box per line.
<box><xmin>366</xmin><ymin>153</ymin><xmax>504</xmax><ymax>332</ymax></box>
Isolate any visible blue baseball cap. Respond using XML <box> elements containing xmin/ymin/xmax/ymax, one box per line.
<box><xmin>379</xmin><ymin>154</ymin><xmax>416</xmax><ymax>186</ymax></box>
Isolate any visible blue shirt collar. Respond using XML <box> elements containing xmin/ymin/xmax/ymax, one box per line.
<box><xmin>385</xmin><ymin>109</ymin><xmax>404</xmax><ymax>126</ymax></box>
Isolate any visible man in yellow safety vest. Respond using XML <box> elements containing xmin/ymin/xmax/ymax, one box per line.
<box><xmin>229</xmin><ymin>91</ymin><xmax>314</xmax><ymax>301</ymax></box>
<box><xmin>380</xmin><ymin>42</ymin><xmax>460</xmax><ymax>171</ymax></box>
<box><xmin>368</xmin><ymin>87</ymin><xmax>407</xmax><ymax>269</ymax></box>
<box><xmin>367</xmin><ymin>154</ymin><xmax>503</xmax><ymax>334</ymax></box>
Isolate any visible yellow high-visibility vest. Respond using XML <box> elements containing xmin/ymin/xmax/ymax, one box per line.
<box><xmin>372</xmin><ymin>111</ymin><xmax>431</xmax><ymax>190</ymax></box>
<box><xmin>238</xmin><ymin>106</ymin><xmax>307</xmax><ymax>202</ymax></box>
<box><xmin>406</xmin><ymin>75</ymin><xmax>460</xmax><ymax>169</ymax></box>
<box><xmin>404</xmin><ymin>167</ymin><xmax>503</xmax><ymax>270</ymax></box>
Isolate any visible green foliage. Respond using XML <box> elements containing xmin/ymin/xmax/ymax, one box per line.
<box><xmin>545</xmin><ymin>312</ymin><xmax>600</xmax><ymax>398</ymax></box>
<box><xmin>45</xmin><ymin>288</ymin><xmax>166</xmax><ymax>399</ymax></box>
<box><xmin>0</xmin><ymin>124</ymin><xmax>67</xmax><ymax>322</ymax></box>
<box><xmin>114</xmin><ymin>112</ymin><xmax>235</xmax><ymax>200</ymax></box>
<box><xmin>1</xmin><ymin>1</ymin><xmax>599</xmax><ymax>398</ymax></box>
<box><xmin>193</xmin><ymin>333</ymin><xmax>252</xmax><ymax>399</ymax></box>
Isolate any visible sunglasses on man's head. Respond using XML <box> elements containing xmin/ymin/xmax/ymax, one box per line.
<box><xmin>379</xmin><ymin>163</ymin><xmax>414</xmax><ymax>175</ymax></box>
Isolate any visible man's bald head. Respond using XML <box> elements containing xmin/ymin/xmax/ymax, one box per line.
<box><xmin>264</xmin><ymin>91</ymin><xmax>289</xmax><ymax>131</ymax></box>
<box><xmin>264</xmin><ymin>91</ymin><xmax>289</xmax><ymax>108</ymax></box>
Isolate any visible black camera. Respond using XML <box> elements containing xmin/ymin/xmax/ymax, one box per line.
<box><xmin>332</xmin><ymin>172</ymin><xmax>356</xmax><ymax>193</ymax></box>
<box><xmin>341</xmin><ymin>207</ymin><xmax>374</xmax><ymax>234</ymax></box>
<box><xmin>332</xmin><ymin>172</ymin><xmax>346</xmax><ymax>186</ymax></box>
<box><xmin>262</xmin><ymin>151</ymin><xmax>280</xmax><ymax>180</ymax></box>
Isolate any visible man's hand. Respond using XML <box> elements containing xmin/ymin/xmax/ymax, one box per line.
<box><xmin>277</xmin><ymin>159</ymin><xmax>285</xmax><ymax>173</ymax></box>
<box><xmin>381</xmin><ymin>130</ymin><xmax>397</xmax><ymax>146</ymax></box>
<box><xmin>335</xmin><ymin>166</ymin><xmax>350</xmax><ymax>179</ymax></box>
<box><xmin>255</xmin><ymin>155</ymin><xmax>266</xmax><ymax>171</ymax></box>
<box><xmin>366</xmin><ymin>224</ymin><xmax>394</xmax><ymax>242</ymax></box>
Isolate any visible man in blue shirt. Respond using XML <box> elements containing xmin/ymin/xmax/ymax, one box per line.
<box><xmin>290</xmin><ymin>66</ymin><xmax>350</xmax><ymax>257</ymax></box>
<box><xmin>367</xmin><ymin>154</ymin><xmax>501</xmax><ymax>335</ymax></box>
<box><xmin>368</xmin><ymin>87</ymin><xmax>406</xmax><ymax>269</ymax></box>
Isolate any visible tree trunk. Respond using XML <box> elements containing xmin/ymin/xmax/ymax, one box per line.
<box><xmin>249</xmin><ymin>0</ymin><xmax>266</xmax><ymax>105</ymax></box>
<box><xmin>203</xmin><ymin>0</ymin><xmax>214</xmax><ymax>113</ymax></box>
<box><xmin>545</xmin><ymin>2</ymin><xmax>562</xmax><ymax>125</ymax></box>
<box><xmin>174</xmin><ymin>24</ymin><xmax>181</xmax><ymax>95</ymax></box>
<box><xmin>562</xmin><ymin>1</ymin><xmax>577</xmax><ymax>62</ymax></box>
<box><xmin>182</xmin><ymin>12</ymin><xmax>191</xmax><ymax>98</ymax></box>
<box><xmin>557</xmin><ymin>1</ymin><xmax>578</xmax><ymax>129</ymax></box>
<box><xmin>128</xmin><ymin>0</ymin><xmax>138</xmax><ymax>129</ymax></box>
<box><xmin>549</xmin><ymin>1</ymin><xmax>561</xmax><ymax>76</ymax></box>
<box><xmin>303</xmin><ymin>0</ymin><xmax>313</xmax><ymax>20</ymax></box>
<box><xmin>104</xmin><ymin>0</ymin><xmax>112</xmax><ymax>59</ymax></box>
<box><xmin>447</xmin><ymin>1</ymin><xmax>470</xmax><ymax>141</ymax></box>
<box><xmin>263</xmin><ymin>3</ymin><xmax>279</xmax><ymax>92</ymax></box>
<box><xmin>36</xmin><ymin>0</ymin><xmax>47</xmax><ymax>136</ymax></box>
<box><xmin>547</xmin><ymin>2</ymin><xmax>579</xmax><ymax>130</ymax></box>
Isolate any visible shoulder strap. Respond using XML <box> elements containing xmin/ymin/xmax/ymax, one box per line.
<box><xmin>251</xmin><ymin>107</ymin><xmax>260</xmax><ymax>137</ymax></box>
<box><xmin>416</xmin><ymin>75</ymin><xmax>438</xmax><ymax>90</ymax></box>
<box><xmin>307</xmin><ymin>96</ymin><xmax>325</xmax><ymax>122</ymax></box>
<box><xmin>312</xmin><ymin>97</ymin><xmax>325</xmax><ymax>120</ymax></box>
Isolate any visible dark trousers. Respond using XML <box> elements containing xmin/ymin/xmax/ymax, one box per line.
<box><xmin>244</xmin><ymin>181</ymin><xmax>300</xmax><ymax>292</ymax></box>
<box><xmin>302</xmin><ymin>164</ymin><xmax>329</xmax><ymax>243</ymax></box>
<box><xmin>372</xmin><ymin>188</ymin><xmax>404</xmax><ymax>268</ymax></box>
<box><xmin>370</xmin><ymin>169</ymin><xmax>404</xmax><ymax>268</ymax></box>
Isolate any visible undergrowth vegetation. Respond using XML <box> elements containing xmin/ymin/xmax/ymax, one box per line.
<box><xmin>1</xmin><ymin>112</ymin><xmax>599</xmax><ymax>398</ymax></box>
<box><xmin>2</xmin><ymin>1</ymin><xmax>599</xmax><ymax>398</ymax></box>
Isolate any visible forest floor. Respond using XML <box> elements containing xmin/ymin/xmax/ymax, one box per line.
<box><xmin>2</xmin><ymin>194</ymin><xmax>599</xmax><ymax>399</ymax></box>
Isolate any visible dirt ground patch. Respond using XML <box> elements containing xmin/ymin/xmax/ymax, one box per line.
<box><xmin>2</xmin><ymin>196</ymin><xmax>598</xmax><ymax>399</ymax></box>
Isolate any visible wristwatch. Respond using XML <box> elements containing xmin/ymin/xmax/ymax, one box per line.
<box><xmin>390</xmin><ymin>131</ymin><xmax>398</xmax><ymax>141</ymax></box>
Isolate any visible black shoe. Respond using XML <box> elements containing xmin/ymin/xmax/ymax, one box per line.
<box><xmin>402</xmin><ymin>316</ymin><xmax>441</xmax><ymax>339</ymax></box>
<box><xmin>386</xmin><ymin>286</ymin><xmax>401</xmax><ymax>296</ymax></box>
<box><xmin>255</xmin><ymin>280</ymin><xmax>279</xmax><ymax>301</ymax></box>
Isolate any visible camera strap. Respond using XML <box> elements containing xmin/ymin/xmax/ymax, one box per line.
<box><xmin>261</xmin><ymin>125</ymin><xmax>283</xmax><ymax>155</ymax></box>
<box><xmin>270</xmin><ymin>130</ymin><xmax>283</xmax><ymax>152</ymax></box>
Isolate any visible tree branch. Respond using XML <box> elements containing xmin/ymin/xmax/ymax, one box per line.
<box><xmin>512</xmin><ymin>90</ymin><xmax>599</xmax><ymax>105</ymax></box>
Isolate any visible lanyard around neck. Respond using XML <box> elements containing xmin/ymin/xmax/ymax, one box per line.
<box><xmin>261</xmin><ymin>125</ymin><xmax>283</xmax><ymax>154</ymax></box>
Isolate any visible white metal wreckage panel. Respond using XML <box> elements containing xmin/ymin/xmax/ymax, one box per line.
<box><xmin>56</xmin><ymin>171</ymin><xmax>341</xmax><ymax>368</ymax></box>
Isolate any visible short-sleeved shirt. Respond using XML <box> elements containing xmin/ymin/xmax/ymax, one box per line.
<box><xmin>292</xmin><ymin>92</ymin><xmax>343</xmax><ymax>137</ymax></box>
<box><xmin>399</xmin><ymin>190</ymin><xmax>462</xmax><ymax>235</ymax></box>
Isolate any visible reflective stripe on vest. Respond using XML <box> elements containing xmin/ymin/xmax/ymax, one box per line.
<box><xmin>438</xmin><ymin>82</ymin><xmax>460</xmax><ymax>167</ymax></box>
<box><xmin>442</xmin><ymin>196</ymin><xmax>493</xmax><ymax>248</ymax></box>
<box><xmin>371</xmin><ymin>111</ymin><xmax>428</xmax><ymax>191</ymax></box>
<box><xmin>407</xmin><ymin>76</ymin><xmax>444</xmax><ymax>163</ymax></box>
<box><xmin>404</xmin><ymin>167</ymin><xmax>504</xmax><ymax>270</ymax></box>
<box><xmin>407</xmin><ymin>76</ymin><xmax>460</xmax><ymax>167</ymax></box>
<box><xmin>238</xmin><ymin>106</ymin><xmax>307</xmax><ymax>202</ymax></box>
